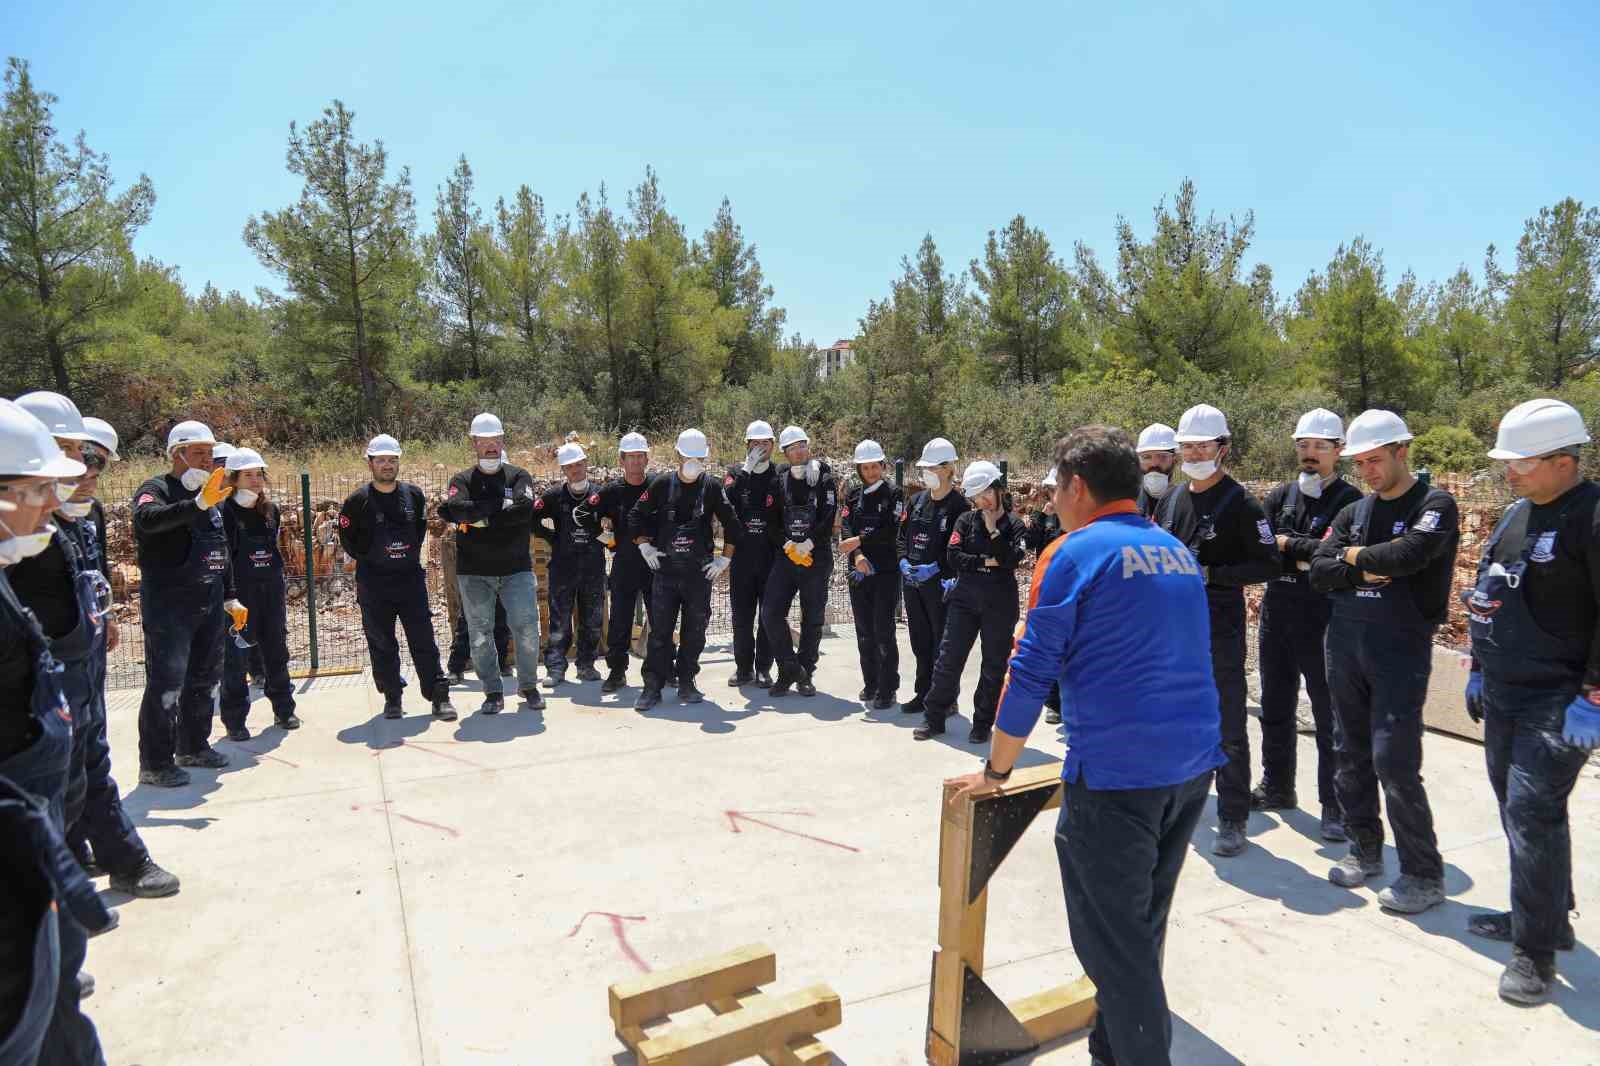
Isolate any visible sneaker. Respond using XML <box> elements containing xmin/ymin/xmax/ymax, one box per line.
<box><xmin>520</xmin><ymin>688</ymin><xmax>545</xmax><ymax>710</ymax></box>
<box><xmin>75</xmin><ymin>849</ymin><xmax>103</xmax><ymax>878</ymax></box>
<box><xmin>176</xmin><ymin>747</ymin><xmax>228</xmax><ymax>769</ymax></box>
<box><xmin>634</xmin><ymin>688</ymin><xmax>662</xmax><ymax>711</ymax></box>
<box><xmin>1212</xmin><ymin>820</ymin><xmax>1247</xmax><ymax>857</ymax></box>
<box><xmin>913</xmin><ymin>722</ymin><xmax>945</xmax><ymax>741</ymax></box>
<box><xmin>968</xmin><ymin>724</ymin><xmax>992</xmax><ymax>745</ymax></box>
<box><xmin>382</xmin><ymin>694</ymin><xmax>403</xmax><ymax>719</ymax></box>
<box><xmin>1378</xmin><ymin>875</ymin><xmax>1446</xmax><ymax>914</ymax></box>
<box><xmin>679</xmin><ymin>683</ymin><xmax>705</xmax><ymax>704</ymax></box>
<box><xmin>768</xmin><ymin>668</ymin><xmax>796</xmax><ymax>698</ymax></box>
<box><xmin>479</xmin><ymin>693</ymin><xmax>504</xmax><ymax>716</ymax></box>
<box><xmin>1467</xmin><ymin>910</ymin><xmax>1577</xmax><ymax>951</ymax></box>
<box><xmin>543</xmin><ymin>672</ymin><xmax>566</xmax><ymax>690</ymax></box>
<box><xmin>602</xmin><ymin>670</ymin><xmax>626</xmax><ymax>694</ymax></box>
<box><xmin>575</xmin><ymin>663</ymin><xmax>602</xmax><ymax>682</ymax></box>
<box><xmin>1249</xmin><ymin>784</ymin><xmax>1297</xmax><ymax>811</ymax></box>
<box><xmin>754</xmin><ymin>670</ymin><xmax>773</xmax><ymax>689</ymax></box>
<box><xmin>110</xmin><ymin>858</ymin><xmax>180</xmax><ymax>898</ymax></box>
<box><xmin>1498</xmin><ymin>951</ymin><xmax>1556</xmax><ymax>1005</ymax></box>
<box><xmin>224</xmin><ymin>726</ymin><xmax>251</xmax><ymax>742</ymax></box>
<box><xmin>901</xmin><ymin>696</ymin><xmax>926</xmax><ymax>714</ymax></box>
<box><xmin>1045</xmin><ymin>708</ymin><xmax>1062</xmax><ymax>725</ymax></box>
<box><xmin>78</xmin><ymin>972</ymin><xmax>94</xmax><ymax>1000</ymax></box>
<box><xmin>1320</xmin><ymin>811</ymin><xmax>1348</xmax><ymax>842</ymax></box>
<box><xmin>729</xmin><ymin>670</ymin><xmax>754</xmax><ymax>687</ymax></box>
<box><xmin>872</xmin><ymin>694</ymin><xmax>896</xmax><ymax>711</ymax></box>
<box><xmin>138</xmin><ymin>766</ymin><xmax>190</xmax><ymax>788</ymax></box>
<box><xmin>1329</xmin><ymin>847</ymin><xmax>1385</xmax><ymax>887</ymax></box>
<box><xmin>276</xmin><ymin>713</ymin><xmax>301</xmax><ymax>730</ymax></box>
<box><xmin>432</xmin><ymin>697</ymin><xmax>458</xmax><ymax>721</ymax></box>
<box><xmin>797</xmin><ymin>676</ymin><xmax>817</xmax><ymax>697</ymax></box>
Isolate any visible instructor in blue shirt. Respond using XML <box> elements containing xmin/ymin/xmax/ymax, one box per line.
<box><xmin>952</xmin><ymin>424</ymin><xmax>1224</xmax><ymax>1066</ymax></box>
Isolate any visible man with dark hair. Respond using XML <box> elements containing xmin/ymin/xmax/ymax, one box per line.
<box><xmin>953</xmin><ymin>424</ymin><xmax>1224</xmax><ymax>1066</ymax></box>
<box><xmin>1312</xmin><ymin>409</ymin><xmax>1458</xmax><ymax>915</ymax></box>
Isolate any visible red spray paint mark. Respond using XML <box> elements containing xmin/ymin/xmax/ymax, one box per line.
<box><xmin>240</xmin><ymin>746</ymin><xmax>299</xmax><ymax>769</ymax></box>
<box><xmin>369</xmin><ymin>739</ymin><xmax>483</xmax><ymax>768</ymax></box>
<box><xmin>350</xmin><ymin>800</ymin><xmax>460</xmax><ymax>838</ymax></box>
<box><xmin>723</xmin><ymin>809</ymin><xmax>861</xmax><ymax>853</ymax></box>
<box><xmin>567</xmin><ymin>911</ymin><xmax>650</xmax><ymax>972</ymax></box>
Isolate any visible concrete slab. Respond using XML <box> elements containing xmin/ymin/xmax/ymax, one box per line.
<box><xmin>83</xmin><ymin>627</ymin><xmax>1599</xmax><ymax>1065</ymax></box>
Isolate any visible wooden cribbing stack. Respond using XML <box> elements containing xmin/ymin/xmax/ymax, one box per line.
<box><xmin>609</xmin><ymin>943</ymin><xmax>841</xmax><ymax>1066</ymax></box>
<box><xmin>927</xmin><ymin>760</ymin><xmax>1097</xmax><ymax>1065</ymax></box>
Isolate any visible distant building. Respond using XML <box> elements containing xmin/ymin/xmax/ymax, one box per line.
<box><xmin>817</xmin><ymin>339</ymin><xmax>855</xmax><ymax>380</ymax></box>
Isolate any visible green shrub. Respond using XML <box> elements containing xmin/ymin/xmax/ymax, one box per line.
<box><xmin>1410</xmin><ymin>425</ymin><xmax>1484</xmax><ymax>473</ymax></box>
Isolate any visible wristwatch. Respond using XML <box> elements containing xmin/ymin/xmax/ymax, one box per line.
<box><xmin>983</xmin><ymin>760</ymin><xmax>1012</xmax><ymax>782</ymax></box>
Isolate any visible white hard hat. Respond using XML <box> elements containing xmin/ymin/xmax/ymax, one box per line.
<box><xmin>557</xmin><ymin>442</ymin><xmax>587</xmax><ymax>466</ymax></box>
<box><xmin>212</xmin><ymin>442</ymin><xmax>236</xmax><ymax>461</ymax></box>
<box><xmin>0</xmin><ymin>399</ymin><xmax>87</xmax><ymax>479</ymax></box>
<box><xmin>1343</xmin><ymin>409</ymin><xmax>1414</xmax><ymax>457</ymax></box>
<box><xmin>917</xmin><ymin>437</ymin><xmax>958</xmax><ymax>468</ymax></box>
<box><xmin>365</xmin><ymin>434</ymin><xmax>402</xmax><ymax>458</ymax></box>
<box><xmin>1174</xmin><ymin>405</ymin><xmax>1230</xmax><ymax>443</ymax></box>
<box><xmin>619</xmin><ymin>432</ymin><xmax>649</xmax><ymax>454</ymax></box>
<box><xmin>675</xmin><ymin>428</ymin><xmax>710</xmax><ymax>459</ymax></box>
<box><xmin>778</xmin><ymin>425</ymin><xmax>808</xmax><ymax>450</ymax></box>
<box><xmin>225</xmin><ymin>447</ymin><xmax>266</xmax><ymax>472</ymax></box>
<box><xmin>1293</xmin><ymin>408</ymin><xmax>1345</xmax><ymax>441</ymax></box>
<box><xmin>1042</xmin><ymin>467</ymin><xmax>1058</xmax><ymax>488</ymax></box>
<box><xmin>853</xmin><ymin>439</ymin><xmax>886</xmax><ymax>464</ymax></box>
<box><xmin>82</xmin><ymin>417</ymin><xmax>120</xmax><ymax>461</ymax></box>
<box><xmin>961</xmin><ymin>460</ymin><xmax>1003</xmax><ymax>499</ymax></box>
<box><xmin>15</xmin><ymin>392</ymin><xmax>93</xmax><ymax>441</ymax></box>
<box><xmin>745</xmin><ymin>420</ymin><xmax>775</xmax><ymax>442</ymax></box>
<box><xmin>470</xmin><ymin>412</ymin><xmax>504</xmax><ymax>438</ymax></box>
<box><xmin>1136</xmin><ymin>423</ymin><xmax>1178</xmax><ymax>453</ymax></box>
<box><xmin>165</xmin><ymin>420</ymin><xmax>217</xmax><ymax>456</ymax></box>
<box><xmin>1488</xmin><ymin>399</ymin><xmax>1591</xmax><ymax>460</ymax></box>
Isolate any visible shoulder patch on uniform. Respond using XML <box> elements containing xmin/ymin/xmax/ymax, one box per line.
<box><xmin>640</xmin><ymin>491</ymin><xmax>650</xmax><ymax>502</ymax></box>
<box><xmin>840</xmin><ymin>506</ymin><xmax>849</xmax><ymax>518</ymax></box>
<box><xmin>1256</xmin><ymin>518</ymin><xmax>1274</xmax><ymax>545</ymax></box>
<box><xmin>533</xmin><ymin>496</ymin><xmax>544</xmax><ymax>509</ymax></box>
<box><xmin>1321</xmin><ymin>527</ymin><xmax>1332</xmax><ymax>540</ymax></box>
<box><xmin>1393</xmin><ymin>520</ymin><xmax>1407</xmax><ymax>535</ymax></box>
<box><xmin>589</xmin><ymin>494</ymin><xmax>600</xmax><ymax>505</ymax></box>
<box><xmin>949</xmin><ymin>531</ymin><xmax>961</xmax><ymax>546</ymax></box>
<box><xmin>448</xmin><ymin>485</ymin><xmax>459</xmax><ymax>497</ymax></box>
<box><xmin>765</xmin><ymin>494</ymin><xmax>773</xmax><ymax>507</ymax></box>
<box><xmin>724</xmin><ymin>474</ymin><xmax>734</xmax><ymax>487</ymax></box>
<box><xmin>137</xmin><ymin>493</ymin><xmax>155</xmax><ymax>505</ymax></box>
<box><xmin>1416</xmin><ymin>510</ymin><xmax>1441</xmax><ymax>532</ymax></box>
<box><xmin>1531</xmin><ymin>530</ymin><xmax>1557</xmax><ymax>562</ymax></box>
<box><xmin>338</xmin><ymin>514</ymin><xmax>350</xmax><ymax>527</ymax></box>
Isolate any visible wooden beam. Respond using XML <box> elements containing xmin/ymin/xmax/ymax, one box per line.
<box><xmin>635</xmin><ymin>984</ymin><xmax>842</xmax><ymax>1066</ymax></box>
<box><xmin>707</xmin><ymin>990</ymin><xmax>833</xmax><ymax>1065</ymax></box>
<box><xmin>1010</xmin><ymin>976</ymin><xmax>1097</xmax><ymax>1043</ymax></box>
<box><xmin>609</xmin><ymin>943</ymin><xmax>777</xmax><ymax>1029</ymax></box>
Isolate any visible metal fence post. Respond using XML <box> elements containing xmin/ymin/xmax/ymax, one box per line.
<box><xmin>301</xmin><ymin>471</ymin><xmax>319</xmax><ymax>671</ymax></box>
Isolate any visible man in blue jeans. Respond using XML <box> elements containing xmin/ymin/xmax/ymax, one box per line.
<box><xmin>952</xmin><ymin>425</ymin><xmax>1224</xmax><ymax>1066</ymax></box>
<box><xmin>438</xmin><ymin>413</ymin><xmax>544</xmax><ymax>715</ymax></box>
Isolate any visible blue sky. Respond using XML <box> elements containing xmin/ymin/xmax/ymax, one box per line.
<box><xmin>10</xmin><ymin>0</ymin><xmax>1598</xmax><ymax>345</ymax></box>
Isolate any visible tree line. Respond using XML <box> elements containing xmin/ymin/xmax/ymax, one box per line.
<box><xmin>2</xmin><ymin>57</ymin><xmax>1596</xmax><ymax>477</ymax></box>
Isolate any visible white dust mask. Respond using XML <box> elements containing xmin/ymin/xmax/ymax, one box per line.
<box><xmin>681</xmin><ymin>460</ymin><xmax>704</xmax><ymax>480</ymax></box>
<box><xmin>1181</xmin><ymin>460</ymin><xmax>1218</xmax><ymax>482</ymax></box>
<box><xmin>180</xmin><ymin>466</ymin><xmax>209</xmax><ymax>491</ymax></box>
<box><xmin>477</xmin><ymin>456</ymin><xmax>503</xmax><ymax>475</ymax></box>
<box><xmin>1297</xmin><ymin>471</ymin><xmax>1325</xmax><ymax>499</ymax></box>
<box><xmin>0</xmin><ymin>520</ymin><xmax>54</xmax><ymax>565</ymax></box>
<box><xmin>234</xmin><ymin>489</ymin><xmax>260</xmax><ymax>508</ymax></box>
<box><xmin>1142</xmin><ymin>471</ymin><xmax>1169</xmax><ymax>498</ymax></box>
<box><xmin>61</xmin><ymin>501</ymin><xmax>94</xmax><ymax>519</ymax></box>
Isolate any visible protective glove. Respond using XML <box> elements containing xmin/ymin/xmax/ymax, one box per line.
<box><xmin>703</xmin><ymin>556</ymin><xmax>731</xmax><ymax>580</ymax></box>
<box><xmin>913</xmin><ymin>562</ymin><xmax>941</xmax><ymax>584</ymax></box>
<box><xmin>940</xmin><ymin>577</ymin><xmax>956</xmax><ymax>599</ymax></box>
<box><xmin>638</xmin><ymin>543</ymin><xmax>663</xmax><ymax>571</ymax></box>
<box><xmin>541</xmin><ymin>516</ymin><xmax>556</xmax><ymax>530</ymax></box>
<box><xmin>598</xmin><ymin>530</ymin><xmax>617</xmax><ymax>549</ymax></box>
<box><xmin>224</xmin><ymin>599</ymin><xmax>248</xmax><ymax>632</ymax></box>
<box><xmin>849</xmin><ymin>558</ymin><xmax>875</xmax><ymax>584</ymax></box>
<box><xmin>899</xmin><ymin>558</ymin><xmax>917</xmax><ymax>585</ymax></box>
<box><xmin>1562</xmin><ymin>695</ymin><xmax>1600</xmax><ymax>750</ymax></box>
<box><xmin>198</xmin><ymin>467</ymin><xmax>233</xmax><ymax>509</ymax></box>
<box><xmin>503</xmin><ymin>498</ymin><xmax>514</xmax><ymax>510</ymax></box>
<box><xmin>784</xmin><ymin>542</ymin><xmax>814</xmax><ymax>567</ymax></box>
<box><xmin>805</xmin><ymin>459</ymin><xmax>821</xmax><ymax>486</ymax></box>
<box><xmin>1464</xmin><ymin>671</ymin><xmax>1484</xmax><ymax>723</ymax></box>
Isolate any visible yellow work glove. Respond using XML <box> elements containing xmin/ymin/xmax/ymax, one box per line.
<box><xmin>784</xmin><ymin>540</ymin><xmax>814</xmax><ymax>568</ymax></box>
<box><xmin>598</xmin><ymin>530</ymin><xmax>617</xmax><ymax>549</ymax></box>
<box><xmin>198</xmin><ymin>467</ymin><xmax>233</xmax><ymax>509</ymax></box>
<box><xmin>224</xmin><ymin>599</ymin><xmax>248</xmax><ymax>631</ymax></box>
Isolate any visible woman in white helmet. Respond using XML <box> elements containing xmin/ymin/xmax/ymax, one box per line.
<box><xmin>218</xmin><ymin>449</ymin><xmax>299</xmax><ymax>739</ymax></box>
<box><xmin>897</xmin><ymin>437</ymin><xmax>970</xmax><ymax>715</ymax></box>
<box><xmin>839</xmin><ymin>439</ymin><xmax>903</xmax><ymax>708</ymax></box>
<box><xmin>916</xmin><ymin>460</ymin><xmax>1026</xmax><ymax>744</ymax></box>
<box><xmin>1023</xmin><ymin>467</ymin><xmax>1064</xmax><ymax>726</ymax></box>
<box><xmin>723</xmin><ymin>421</ymin><xmax>781</xmax><ymax>689</ymax></box>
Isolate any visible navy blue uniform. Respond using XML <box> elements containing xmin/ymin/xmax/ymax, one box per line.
<box><xmin>1467</xmin><ymin>481</ymin><xmax>1600</xmax><ymax>965</ymax></box>
<box><xmin>924</xmin><ymin>506</ymin><xmax>1026</xmax><ymax>731</ymax></box>
<box><xmin>338</xmin><ymin>483</ymin><xmax>445</xmax><ymax>704</ymax></box>
<box><xmin>220</xmin><ymin>499</ymin><xmax>295</xmax><ymax>728</ymax></box>
<box><xmin>761</xmin><ymin>465</ymin><xmax>838</xmax><ymax>683</ymax></box>
<box><xmin>724</xmin><ymin>462</ymin><xmax>780</xmax><ymax>678</ymax></box>
<box><xmin>1312</xmin><ymin>479</ymin><xmax>1459</xmax><ymax>880</ymax></box>
<box><xmin>897</xmin><ymin>488</ymin><xmax>970</xmax><ymax>707</ymax></box>
<box><xmin>533</xmin><ymin>483</ymin><xmax>606</xmax><ymax>678</ymax></box>
<box><xmin>132</xmin><ymin>473</ymin><xmax>234</xmax><ymax>772</ymax></box>
<box><xmin>841</xmin><ymin>480</ymin><xmax>903</xmax><ymax>701</ymax></box>
<box><xmin>598</xmin><ymin>477</ymin><xmax>653</xmax><ymax>677</ymax></box>
<box><xmin>1258</xmin><ymin>477</ymin><xmax>1362</xmax><ymax>815</ymax></box>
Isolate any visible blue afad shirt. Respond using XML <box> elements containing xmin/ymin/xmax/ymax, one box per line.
<box><xmin>995</xmin><ymin>510</ymin><xmax>1226</xmax><ymax>790</ymax></box>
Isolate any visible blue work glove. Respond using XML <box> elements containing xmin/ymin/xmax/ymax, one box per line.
<box><xmin>1562</xmin><ymin>695</ymin><xmax>1600</xmax><ymax>750</ymax></box>
<box><xmin>1464</xmin><ymin>671</ymin><xmax>1484</xmax><ymax>723</ymax></box>
<box><xmin>914</xmin><ymin>562</ymin><xmax>941</xmax><ymax>584</ymax></box>
<box><xmin>940</xmin><ymin>577</ymin><xmax>956</xmax><ymax>600</ymax></box>
<box><xmin>899</xmin><ymin>558</ymin><xmax>915</xmax><ymax>584</ymax></box>
<box><xmin>849</xmin><ymin>559</ymin><xmax>875</xmax><ymax>584</ymax></box>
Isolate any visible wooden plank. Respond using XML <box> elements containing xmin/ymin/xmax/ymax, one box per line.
<box><xmin>1010</xmin><ymin>976</ymin><xmax>1098</xmax><ymax>1043</ymax></box>
<box><xmin>609</xmin><ymin>944</ymin><xmax>776</xmax><ymax>1029</ymax></box>
<box><xmin>616</xmin><ymin>1023</ymin><xmax>648</xmax><ymax>1051</ymax></box>
<box><xmin>707</xmin><ymin>990</ymin><xmax>833</xmax><ymax>1065</ymax></box>
<box><xmin>635</xmin><ymin>984</ymin><xmax>842</xmax><ymax>1066</ymax></box>
<box><xmin>930</xmin><ymin>782</ymin><xmax>980</xmax><ymax>1044</ymax></box>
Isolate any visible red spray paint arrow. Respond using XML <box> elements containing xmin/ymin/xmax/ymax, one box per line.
<box><xmin>723</xmin><ymin>809</ymin><xmax>861</xmax><ymax>853</ymax></box>
<box><xmin>567</xmin><ymin>911</ymin><xmax>650</xmax><ymax>972</ymax></box>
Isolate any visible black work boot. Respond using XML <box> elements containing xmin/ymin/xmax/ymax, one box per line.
<box><xmin>968</xmin><ymin>723</ymin><xmax>992</xmax><ymax>745</ymax></box>
<box><xmin>754</xmin><ymin>669</ymin><xmax>773</xmax><ymax>689</ymax></box>
<box><xmin>479</xmin><ymin>693</ymin><xmax>504</xmax><ymax>716</ymax></box>
<box><xmin>542</xmin><ymin>670</ymin><xmax>566</xmax><ymax>690</ymax></box>
<box><xmin>679</xmin><ymin>681</ymin><xmax>705</xmax><ymax>704</ymax></box>
<box><xmin>634</xmin><ymin>687</ymin><xmax>662</xmax><ymax>711</ymax></box>
<box><xmin>575</xmin><ymin>663</ymin><xmax>602</xmax><ymax>682</ymax></box>
<box><xmin>873</xmin><ymin>694</ymin><xmax>896</xmax><ymax>711</ymax></box>
<box><xmin>276</xmin><ymin>712</ymin><xmax>301</xmax><ymax>730</ymax></box>
<box><xmin>858</xmin><ymin>686</ymin><xmax>873</xmax><ymax>701</ymax></box>
<box><xmin>1499</xmin><ymin>951</ymin><xmax>1556</xmax><ymax>1005</ymax></box>
<box><xmin>224</xmin><ymin>725</ymin><xmax>251</xmax><ymax>742</ymax></box>
<box><xmin>1468</xmin><ymin>910</ymin><xmax>1577</xmax><ymax>951</ymax></box>
<box><xmin>382</xmin><ymin>693</ymin><xmax>403</xmax><ymax>719</ymax></box>
<box><xmin>1212</xmin><ymin>820</ymin><xmax>1247</xmax><ymax>857</ymax></box>
<box><xmin>1045</xmin><ymin>707</ymin><xmax>1062</xmax><ymax>725</ymax></box>
<box><xmin>1250</xmin><ymin>783</ymin><xmax>1298</xmax><ymax>811</ymax></box>
<box><xmin>796</xmin><ymin>674</ymin><xmax>817</xmax><ymax>697</ymax></box>
<box><xmin>176</xmin><ymin>747</ymin><xmax>228</xmax><ymax>769</ymax></box>
<box><xmin>432</xmin><ymin>696</ymin><xmax>459</xmax><ymax>721</ymax></box>
<box><xmin>768</xmin><ymin>666</ymin><xmax>797</xmax><ymax>698</ymax></box>
<box><xmin>1320</xmin><ymin>809</ymin><xmax>1348</xmax><ymax>842</ymax></box>
<box><xmin>138</xmin><ymin>766</ymin><xmax>190</xmax><ymax>788</ymax></box>
<box><xmin>520</xmin><ymin>687</ymin><xmax>546</xmax><ymax>710</ymax></box>
<box><xmin>110</xmin><ymin>858</ymin><xmax>180</xmax><ymax>898</ymax></box>
<box><xmin>78</xmin><ymin>972</ymin><xmax>94</xmax><ymax>1000</ymax></box>
<box><xmin>729</xmin><ymin>670</ymin><xmax>754</xmax><ymax>687</ymax></box>
<box><xmin>602</xmin><ymin>670</ymin><xmax>626</xmax><ymax>694</ymax></box>
<box><xmin>901</xmin><ymin>696</ymin><xmax>926</xmax><ymax>714</ymax></box>
<box><xmin>913</xmin><ymin>720</ymin><xmax>945</xmax><ymax>741</ymax></box>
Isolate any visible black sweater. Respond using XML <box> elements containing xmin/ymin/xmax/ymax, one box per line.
<box><xmin>1155</xmin><ymin>475</ymin><xmax>1279</xmax><ymax>602</ymax></box>
<box><xmin>1311</xmin><ymin>479</ymin><xmax>1461</xmax><ymax>626</ymax></box>
<box><xmin>438</xmin><ymin>464</ymin><xmax>536</xmax><ymax>576</ymax></box>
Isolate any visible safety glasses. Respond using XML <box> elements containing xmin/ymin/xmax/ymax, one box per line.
<box><xmin>0</xmin><ymin>480</ymin><xmax>59</xmax><ymax>507</ymax></box>
<box><xmin>1503</xmin><ymin>455</ymin><xmax>1555</xmax><ymax>475</ymax></box>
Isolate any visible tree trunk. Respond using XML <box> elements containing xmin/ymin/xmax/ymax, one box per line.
<box><xmin>44</xmin><ymin>330</ymin><xmax>70</xmax><ymax>395</ymax></box>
